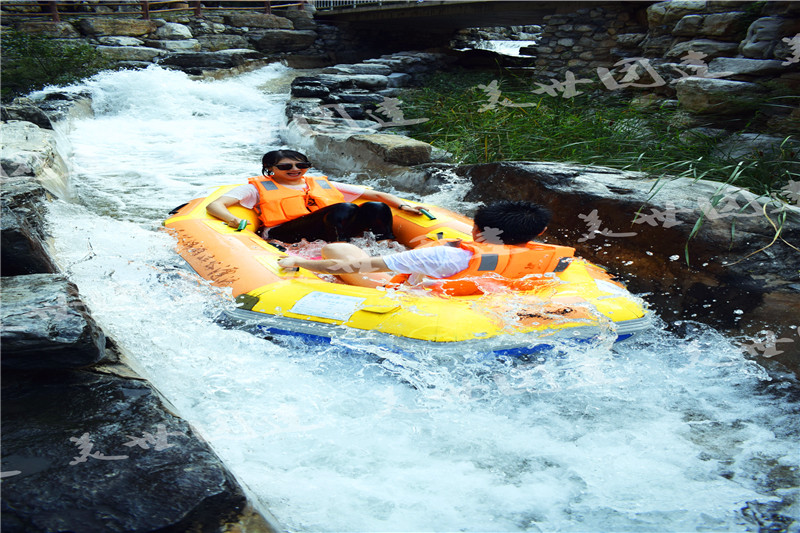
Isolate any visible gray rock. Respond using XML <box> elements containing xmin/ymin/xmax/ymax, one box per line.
<box><xmin>348</xmin><ymin>134</ymin><xmax>432</xmax><ymax>166</ymax></box>
<box><xmin>665</xmin><ymin>39</ymin><xmax>740</xmax><ymax>60</ymax></box>
<box><xmin>96</xmin><ymin>36</ymin><xmax>145</xmax><ymax>47</ymax></box>
<box><xmin>78</xmin><ymin>18</ymin><xmax>155</xmax><ymax>37</ymax></box>
<box><xmin>253</xmin><ymin>29</ymin><xmax>317</xmax><ymax>53</ymax></box>
<box><xmin>675</xmin><ymin>77</ymin><xmax>767</xmax><ymax>115</ymax></box>
<box><xmin>154</xmin><ymin>21</ymin><xmax>193</xmax><ymax>40</ymax></box>
<box><xmin>1</xmin><ymin>274</ymin><xmax>107</xmax><ymax>370</ymax></box>
<box><xmin>195</xmin><ymin>34</ymin><xmax>250</xmax><ymax>52</ymax></box>
<box><xmin>708</xmin><ymin>57</ymin><xmax>789</xmax><ymax>78</ymax></box>
<box><xmin>701</xmin><ymin>11</ymin><xmax>748</xmax><ymax>38</ymax></box>
<box><xmin>15</xmin><ymin>21</ymin><xmax>80</xmax><ymax>38</ymax></box>
<box><xmin>740</xmin><ymin>16</ymin><xmax>800</xmax><ymax>59</ymax></box>
<box><xmin>95</xmin><ymin>45</ymin><xmax>164</xmax><ymax>62</ymax></box>
<box><xmin>321</xmin><ymin>63</ymin><xmax>394</xmax><ymax>76</ymax></box>
<box><xmin>673</xmin><ymin>14</ymin><xmax>704</xmax><ymax>36</ymax></box>
<box><xmin>0</xmin><ymin>369</ymin><xmax>272</xmax><ymax>531</ymax></box>
<box><xmin>1</xmin><ymin>178</ymin><xmax>57</xmax><ymax>276</ymax></box>
<box><xmin>1</xmin><ymin>104</ymin><xmax>54</xmax><ymax>129</ymax></box>
<box><xmin>387</xmin><ymin>72</ymin><xmax>413</xmax><ymax>88</ymax></box>
<box><xmin>145</xmin><ymin>39</ymin><xmax>202</xmax><ymax>52</ymax></box>
<box><xmin>0</xmin><ymin>121</ymin><xmax>70</xmax><ymax>197</ymax></box>
<box><xmin>711</xmin><ymin>132</ymin><xmax>800</xmax><ymax>160</ymax></box>
<box><xmin>158</xmin><ymin>49</ymin><xmax>262</xmax><ymax>71</ymax></box>
<box><xmin>224</xmin><ymin>12</ymin><xmax>293</xmax><ymax>29</ymax></box>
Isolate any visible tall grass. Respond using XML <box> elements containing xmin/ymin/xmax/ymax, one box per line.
<box><xmin>399</xmin><ymin>70</ymin><xmax>799</xmax><ymax>198</ymax></box>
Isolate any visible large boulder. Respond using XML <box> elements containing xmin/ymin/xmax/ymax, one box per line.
<box><xmin>675</xmin><ymin>77</ymin><xmax>767</xmax><ymax>115</ymax></box>
<box><xmin>1</xmin><ymin>274</ymin><xmax>107</xmax><ymax>370</ymax></box>
<box><xmin>0</xmin><ymin>369</ymin><xmax>274</xmax><ymax>532</ymax></box>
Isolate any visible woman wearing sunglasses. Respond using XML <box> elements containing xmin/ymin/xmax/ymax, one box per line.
<box><xmin>207</xmin><ymin>149</ymin><xmax>424</xmax><ymax>242</ymax></box>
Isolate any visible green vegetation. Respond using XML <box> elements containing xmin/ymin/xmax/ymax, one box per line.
<box><xmin>1</xmin><ymin>29</ymin><xmax>108</xmax><ymax>102</ymax></box>
<box><xmin>398</xmin><ymin>70</ymin><xmax>798</xmax><ymax>199</ymax></box>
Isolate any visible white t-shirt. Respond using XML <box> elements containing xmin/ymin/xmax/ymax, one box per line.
<box><xmin>383</xmin><ymin>246</ymin><xmax>473</xmax><ymax>282</ymax></box>
<box><xmin>226</xmin><ymin>179</ymin><xmax>367</xmax><ymax>210</ymax></box>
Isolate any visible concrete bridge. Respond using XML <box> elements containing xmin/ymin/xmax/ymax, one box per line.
<box><xmin>313</xmin><ymin>0</ymin><xmax>652</xmax><ymax>33</ymax></box>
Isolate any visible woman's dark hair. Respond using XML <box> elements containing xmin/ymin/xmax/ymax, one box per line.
<box><xmin>262</xmin><ymin>150</ymin><xmax>310</xmax><ymax>175</ymax></box>
<box><xmin>473</xmin><ymin>200</ymin><xmax>551</xmax><ymax>245</ymax></box>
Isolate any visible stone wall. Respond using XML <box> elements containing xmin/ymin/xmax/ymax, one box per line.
<box><xmin>1</xmin><ymin>5</ymin><xmax>328</xmax><ymax>75</ymax></box>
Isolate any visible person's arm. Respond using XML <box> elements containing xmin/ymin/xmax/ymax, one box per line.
<box><xmin>206</xmin><ymin>196</ymin><xmax>250</xmax><ymax>228</ymax></box>
<box><xmin>278</xmin><ymin>255</ymin><xmax>390</xmax><ymax>274</ymax></box>
<box><xmin>358</xmin><ymin>189</ymin><xmax>425</xmax><ymax>215</ymax></box>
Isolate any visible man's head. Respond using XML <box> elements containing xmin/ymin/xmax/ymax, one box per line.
<box><xmin>472</xmin><ymin>201</ymin><xmax>551</xmax><ymax>245</ymax></box>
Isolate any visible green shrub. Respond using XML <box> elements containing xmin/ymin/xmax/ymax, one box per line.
<box><xmin>1</xmin><ymin>29</ymin><xmax>109</xmax><ymax>102</ymax></box>
<box><xmin>399</xmin><ymin>70</ymin><xmax>798</xmax><ymax>198</ymax></box>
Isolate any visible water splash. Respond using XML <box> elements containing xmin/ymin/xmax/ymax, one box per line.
<box><xmin>40</xmin><ymin>66</ymin><xmax>800</xmax><ymax>532</ymax></box>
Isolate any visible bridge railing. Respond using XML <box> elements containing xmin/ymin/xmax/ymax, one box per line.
<box><xmin>1</xmin><ymin>1</ymin><xmax>306</xmax><ymax>22</ymax></box>
<box><xmin>312</xmin><ymin>0</ymin><xmax>416</xmax><ymax>11</ymax></box>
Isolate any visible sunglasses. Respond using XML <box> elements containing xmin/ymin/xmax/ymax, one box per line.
<box><xmin>274</xmin><ymin>162</ymin><xmax>312</xmax><ymax>170</ymax></box>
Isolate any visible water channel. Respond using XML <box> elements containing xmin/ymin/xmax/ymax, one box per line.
<box><xmin>39</xmin><ymin>64</ymin><xmax>799</xmax><ymax>532</ymax></box>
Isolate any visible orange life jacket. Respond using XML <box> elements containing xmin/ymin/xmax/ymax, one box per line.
<box><xmin>248</xmin><ymin>175</ymin><xmax>345</xmax><ymax>227</ymax></box>
<box><xmin>391</xmin><ymin>239</ymin><xmax>576</xmax><ymax>296</ymax></box>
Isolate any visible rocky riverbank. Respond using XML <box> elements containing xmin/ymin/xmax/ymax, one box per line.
<box><xmin>1</xmin><ymin>119</ymin><xmax>278</xmax><ymax>530</ymax></box>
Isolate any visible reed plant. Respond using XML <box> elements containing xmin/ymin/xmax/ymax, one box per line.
<box><xmin>399</xmin><ymin>70</ymin><xmax>798</xmax><ymax>200</ymax></box>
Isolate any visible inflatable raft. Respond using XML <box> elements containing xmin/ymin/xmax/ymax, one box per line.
<box><xmin>164</xmin><ymin>185</ymin><xmax>649</xmax><ymax>357</ymax></box>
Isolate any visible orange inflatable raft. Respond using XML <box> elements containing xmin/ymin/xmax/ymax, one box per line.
<box><xmin>164</xmin><ymin>185</ymin><xmax>650</xmax><ymax>356</ymax></box>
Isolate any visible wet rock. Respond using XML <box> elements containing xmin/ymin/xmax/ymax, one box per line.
<box><xmin>1</xmin><ymin>274</ymin><xmax>108</xmax><ymax>370</ymax></box>
<box><xmin>158</xmin><ymin>49</ymin><xmax>262</xmax><ymax>72</ymax></box>
<box><xmin>0</xmin><ymin>369</ymin><xmax>274</xmax><ymax>532</ymax></box>
<box><xmin>0</xmin><ymin>178</ymin><xmax>57</xmax><ymax>276</ymax></box>
<box><xmin>1</xmin><ymin>103</ymin><xmax>54</xmax><ymax>130</ymax></box>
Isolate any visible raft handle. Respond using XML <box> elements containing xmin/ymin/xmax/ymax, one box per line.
<box><xmin>419</xmin><ymin>208</ymin><xmax>436</xmax><ymax>220</ymax></box>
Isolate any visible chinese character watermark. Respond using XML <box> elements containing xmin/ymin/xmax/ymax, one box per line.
<box><xmin>69</xmin><ymin>433</ymin><xmax>130</xmax><ymax>465</ymax></box>
<box><xmin>741</xmin><ymin>330</ymin><xmax>795</xmax><ymax>358</ymax></box>
<box><xmin>123</xmin><ymin>424</ymin><xmax>185</xmax><ymax>451</ymax></box>
<box><xmin>578</xmin><ymin>209</ymin><xmax>637</xmax><ymax>242</ymax></box>
<box><xmin>781</xmin><ymin>33</ymin><xmax>800</xmax><ymax>66</ymax></box>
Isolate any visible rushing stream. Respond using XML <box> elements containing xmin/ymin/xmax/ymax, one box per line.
<box><xmin>38</xmin><ymin>65</ymin><xmax>799</xmax><ymax>532</ymax></box>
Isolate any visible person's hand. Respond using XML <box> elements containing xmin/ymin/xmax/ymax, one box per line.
<box><xmin>398</xmin><ymin>204</ymin><xmax>425</xmax><ymax>215</ymax></box>
<box><xmin>227</xmin><ymin>217</ymin><xmax>249</xmax><ymax>229</ymax></box>
<box><xmin>277</xmin><ymin>256</ymin><xmax>300</xmax><ymax>270</ymax></box>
